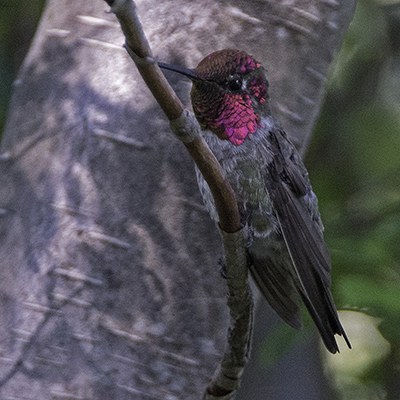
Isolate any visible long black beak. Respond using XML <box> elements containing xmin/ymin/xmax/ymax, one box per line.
<box><xmin>158</xmin><ymin>62</ymin><xmax>203</xmax><ymax>82</ymax></box>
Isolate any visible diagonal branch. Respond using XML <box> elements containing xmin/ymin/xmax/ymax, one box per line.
<box><xmin>106</xmin><ymin>0</ymin><xmax>240</xmax><ymax>234</ymax></box>
<box><xmin>105</xmin><ymin>0</ymin><xmax>253</xmax><ymax>398</ymax></box>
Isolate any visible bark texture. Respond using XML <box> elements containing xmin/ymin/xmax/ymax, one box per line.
<box><xmin>0</xmin><ymin>0</ymin><xmax>355</xmax><ymax>399</ymax></box>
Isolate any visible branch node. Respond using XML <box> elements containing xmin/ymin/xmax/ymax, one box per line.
<box><xmin>170</xmin><ymin>109</ymin><xmax>201</xmax><ymax>143</ymax></box>
<box><xmin>124</xmin><ymin>43</ymin><xmax>155</xmax><ymax>66</ymax></box>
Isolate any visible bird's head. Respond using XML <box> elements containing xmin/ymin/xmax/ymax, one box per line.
<box><xmin>159</xmin><ymin>49</ymin><xmax>270</xmax><ymax>145</ymax></box>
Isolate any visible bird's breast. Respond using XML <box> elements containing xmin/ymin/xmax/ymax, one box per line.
<box><xmin>200</xmin><ymin>127</ymin><xmax>277</xmax><ymax>237</ymax></box>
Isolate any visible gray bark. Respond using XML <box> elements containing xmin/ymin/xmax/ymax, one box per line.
<box><xmin>0</xmin><ymin>1</ymin><xmax>355</xmax><ymax>399</ymax></box>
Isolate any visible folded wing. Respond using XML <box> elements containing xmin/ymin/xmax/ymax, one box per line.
<box><xmin>251</xmin><ymin>129</ymin><xmax>350</xmax><ymax>354</ymax></box>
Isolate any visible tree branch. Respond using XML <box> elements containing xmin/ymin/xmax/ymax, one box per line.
<box><xmin>109</xmin><ymin>0</ymin><xmax>240</xmax><ymax>234</ymax></box>
<box><xmin>107</xmin><ymin>0</ymin><xmax>252</xmax><ymax>397</ymax></box>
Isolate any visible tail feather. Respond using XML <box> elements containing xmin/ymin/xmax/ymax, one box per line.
<box><xmin>270</xmin><ymin>179</ymin><xmax>351</xmax><ymax>353</ymax></box>
<box><xmin>249</xmin><ymin>240</ymin><xmax>351</xmax><ymax>353</ymax></box>
<box><xmin>249</xmin><ymin>252</ymin><xmax>302</xmax><ymax>329</ymax></box>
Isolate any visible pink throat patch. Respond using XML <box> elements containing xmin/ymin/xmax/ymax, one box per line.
<box><xmin>213</xmin><ymin>93</ymin><xmax>259</xmax><ymax>146</ymax></box>
<box><xmin>225</xmin><ymin>122</ymin><xmax>258</xmax><ymax>145</ymax></box>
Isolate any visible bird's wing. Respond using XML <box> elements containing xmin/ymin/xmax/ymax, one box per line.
<box><xmin>249</xmin><ymin>236</ymin><xmax>303</xmax><ymax>329</ymax></box>
<box><xmin>265</xmin><ymin>129</ymin><xmax>350</xmax><ymax>353</ymax></box>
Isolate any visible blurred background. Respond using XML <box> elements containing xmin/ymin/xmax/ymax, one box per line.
<box><xmin>0</xmin><ymin>1</ymin><xmax>45</xmax><ymax>133</ymax></box>
<box><xmin>310</xmin><ymin>1</ymin><xmax>400</xmax><ymax>398</ymax></box>
<box><xmin>0</xmin><ymin>0</ymin><xmax>399</xmax><ymax>399</ymax></box>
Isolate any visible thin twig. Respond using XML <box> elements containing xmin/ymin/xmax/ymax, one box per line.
<box><xmin>204</xmin><ymin>228</ymin><xmax>253</xmax><ymax>400</ymax></box>
<box><xmin>109</xmin><ymin>0</ymin><xmax>240</xmax><ymax>233</ymax></box>
<box><xmin>106</xmin><ymin>0</ymin><xmax>253</xmax><ymax>397</ymax></box>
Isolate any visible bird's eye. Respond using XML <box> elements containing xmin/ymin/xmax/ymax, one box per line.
<box><xmin>227</xmin><ymin>77</ymin><xmax>243</xmax><ymax>92</ymax></box>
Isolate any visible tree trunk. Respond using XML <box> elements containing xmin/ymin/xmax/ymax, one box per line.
<box><xmin>0</xmin><ymin>1</ymin><xmax>355</xmax><ymax>398</ymax></box>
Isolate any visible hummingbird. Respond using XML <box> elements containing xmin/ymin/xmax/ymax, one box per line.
<box><xmin>159</xmin><ymin>49</ymin><xmax>351</xmax><ymax>354</ymax></box>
